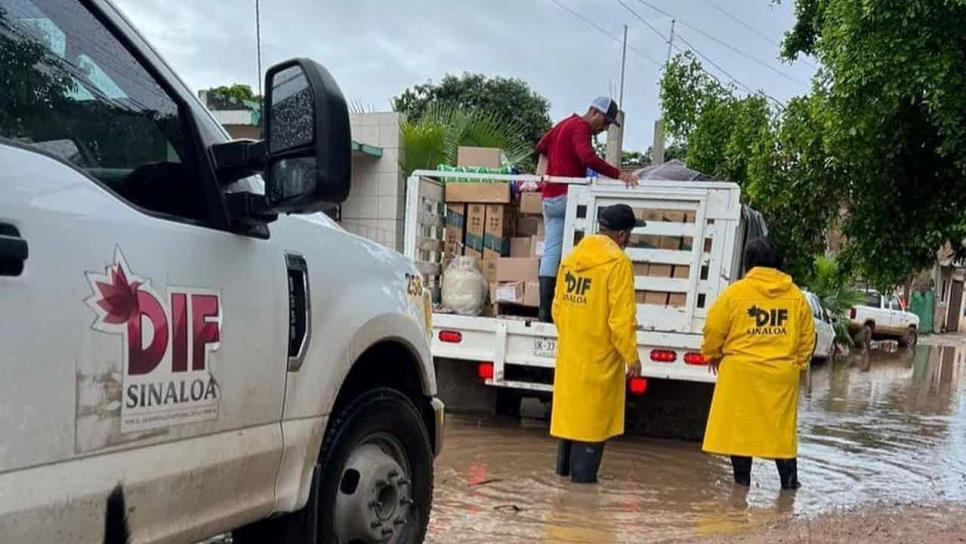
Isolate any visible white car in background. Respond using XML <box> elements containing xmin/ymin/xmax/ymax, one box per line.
<box><xmin>849</xmin><ymin>290</ymin><xmax>920</xmax><ymax>347</ymax></box>
<box><xmin>803</xmin><ymin>291</ymin><xmax>837</xmax><ymax>361</ymax></box>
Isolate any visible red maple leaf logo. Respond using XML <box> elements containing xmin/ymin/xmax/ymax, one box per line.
<box><xmin>94</xmin><ymin>265</ymin><xmax>141</xmax><ymax>324</ymax></box>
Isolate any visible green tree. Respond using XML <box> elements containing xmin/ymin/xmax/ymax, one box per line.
<box><xmin>206</xmin><ymin>83</ymin><xmax>259</xmax><ymax>108</ymax></box>
<box><xmin>393</xmin><ymin>73</ymin><xmax>552</xmax><ymax>149</ymax></box>
<box><xmin>399</xmin><ymin>104</ymin><xmax>533</xmax><ymax>177</ymax></box>
<box><xmin>746</xmin><ymin>93</ymin><xmax>840</xmax><ymax>281</ymax></box>
<box><xmin>659</xmin><ymin>52</ymin><xmax>773</xmax><ymax>186</ymax></box>
<box><xmin>781</xmin><ymin>0</ymin><xmax>966</xmax><ymax>288</ymax></box>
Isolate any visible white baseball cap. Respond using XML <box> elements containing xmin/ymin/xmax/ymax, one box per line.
<box><xmin>590</xmin><ymin>96</ymin><xmax>621</xmax><ymax>126</ymax></box>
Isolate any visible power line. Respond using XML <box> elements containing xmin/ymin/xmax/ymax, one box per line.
<box><xmin>700</xmin><ymin>0</ymin><xmax>819</xmax><ymax>70</ymax></box>
<box><xmin>614</xmin><ymin>0</ymin><xmax>754</xmax><ymax>94</ymax></box>
<box><xmin>630</xmin><ymin>0</ymin><xmax>809</xmax><ymax>85</ymax></box>
<box><xmin>547</xmin><ymin>0</ymin><xmax>663</xmax><ymax>67</ymax></box>
<box><xmin>673</xmin><ymin>35</ymin><xmax>754</xmax><ymax>94</ymax></box>
<box><xmin>614</xmin><ymin>0</ymin><xmax>786</xmax><ymax>107</ymax></box>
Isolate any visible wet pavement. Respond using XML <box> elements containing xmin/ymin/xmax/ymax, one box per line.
<box><xmin>427</xmin><ymin>344</ymin><xmax>966</xmax><ymax>543</ymax></box>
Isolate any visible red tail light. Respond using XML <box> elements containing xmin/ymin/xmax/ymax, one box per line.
<box><xmin>849</xmin><ymin>308</ymin><xmax>856</xmax><ymax>319</ymax></box>
<box><xmin>684</xmin><ymin>352</ymin><xmax>707</xmax><ymax>365</ymax></box>
<box><xmin>477</xmin><ymin>362</ymin><xmax>494</xmax><ymax>380</ymax></box>
<box><xmin>439</xmin><ymin>330</ymin><xmax>463</xmax><ymax>343</ymax></box>
<box><xmin>650</xmin><ymin>349</ymin><xmax>677</xmax><ymax>363</ymax></box>
<box><xmin>628</xmin><ymin>377</ymin><xmax>648</xmax><ymax>395</ymax></box>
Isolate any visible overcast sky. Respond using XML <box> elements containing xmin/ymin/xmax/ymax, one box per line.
<box><xmin>113</xmin><ymin>0</ymin><xmax>817</xmax><ymax>151</ymax></box>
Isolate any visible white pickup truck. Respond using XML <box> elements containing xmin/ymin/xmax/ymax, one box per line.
<box><xmin>404</xmin><ymin>170</ymin><xmax>768</xmax><ymax>432</ymax></box>
<box><xmin>0</xmin><ymin>1</ymin><xmax>441</xmax><ymax>543</ymax></box>
<box><xmin>849</xmin><ymin>290</ymin><xmax>920</xmax><ymax>347</ymax></box>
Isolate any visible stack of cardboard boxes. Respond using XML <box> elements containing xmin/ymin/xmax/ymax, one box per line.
<box><xmin>443</xmin><ymin>147</ymin><xmax>545</xmax><ymax>316</ymax></box>
<box><xmin>630</xmin><ymin>209</ymin><xmax>699</xmax><ymax>308</ymax></box>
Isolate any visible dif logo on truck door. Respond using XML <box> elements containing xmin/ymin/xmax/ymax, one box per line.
<box><xmin>86</xmin><ymin>249</ymin><xmax>222</xmax><ymax>432</ymax></box>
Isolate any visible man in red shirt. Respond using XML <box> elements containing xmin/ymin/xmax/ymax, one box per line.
<box><xmin>534</xmin><ymin>97</ymin><xmax>638</xmax><ymax>322</ymax></box>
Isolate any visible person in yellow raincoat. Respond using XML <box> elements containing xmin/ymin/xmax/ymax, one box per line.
<box><xmin>551</xmin><ymin>204</ymin><xmax>643</xmax><ymax>484</ymax></box>
<box><xmin>701</xmin><ymin>238</ymin><xmax>816</xmax><ymax>490</ymax></box>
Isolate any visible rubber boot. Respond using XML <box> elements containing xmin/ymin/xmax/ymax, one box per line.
<box><xmin>730</xmin><ymin>456</ymin><xmax>752</xmax><ymax>486</ymax></box>
<box><xmin>569</xmin><ymin>441</ymin><xmax>606</xmax><ymax>484</ymax></box>
<box><xmin>538</xmin><ymin>276</ymin><xmax>556</xmax><ymax>323</ymax></box>
<box><xmin>555</xmin><ymin>440</ymin><xmax>572</xmax><ymax>477</ymax></box>
<box><xmin>776</xmin><ymin>458</ymin><xmax>800</xmax><ymax>490</ymax></box>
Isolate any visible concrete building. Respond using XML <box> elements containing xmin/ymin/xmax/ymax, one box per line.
<box><xmin>199</xmin><ymin>91</ymin><xmax>408</xmax><ymax>252</ymax></box>
<box><xmin>935</xmin><ymin>242</ymin><xmax>966</xmax><ymax>333</ymax></box>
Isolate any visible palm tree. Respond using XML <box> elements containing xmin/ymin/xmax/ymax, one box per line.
<box><xmin>806</xmin><ymin>255</ymin><xmax>865</xmax><ymax>345</ymax></box>
<box><xmin>399</xmin><ymin>104</ymin><xmax>534</xmax><ymax>177</ymax></box>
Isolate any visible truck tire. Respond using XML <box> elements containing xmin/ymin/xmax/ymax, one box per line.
<box><xmin>900</xmin><ymin>327</ymin><xmax>918</xmax><ymax>348</ymax></box>
<box><xmin>233</xmin><ymin>388</ymin><xmax>433</xmax><ymax>544</ymax></box>
<box><xmin>319</xmin><ymin>388</ymin><xmax>433</xmax><ymax>544</ymax></box>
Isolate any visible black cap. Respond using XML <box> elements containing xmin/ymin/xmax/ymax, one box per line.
<box><xmin>598</xmin><ymin>204</ymin><xmax>646</xmax><ymax>231</ymax></box>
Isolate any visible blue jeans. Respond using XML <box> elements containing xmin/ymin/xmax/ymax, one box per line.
<box><xmin>540</xmin><ymin>195</ymin><xmax>567</xmax><ymax>278</ymax></box>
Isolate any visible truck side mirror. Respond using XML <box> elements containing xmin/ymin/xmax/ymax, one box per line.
<box><xmin>263</xmin><ymin>59</ymin><xmax>351</xmax><ymax>212</ymax></box>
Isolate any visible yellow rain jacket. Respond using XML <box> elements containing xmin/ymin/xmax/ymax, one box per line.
<box><xmin>550</xmin><ymin>234</ymin><xmax>639</xmax><ymax>443</ymax></box>
<box><xmin>701</xmin><ymin>267</ymin><xmax>816</xmax><ymax>459</ymax></box>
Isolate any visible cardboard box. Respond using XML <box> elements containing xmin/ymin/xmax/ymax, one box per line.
<box><xmin>531</xmin><ymin>236</ymin><xmax>545</xmax><ymax>257</ymax></box>
<box><xmin>519</xmin><ymin>192</ymin><xmax>543</xmax><ymax>215</ymax></box>
<box><xmin>495</xmin><ymin>281</ymin><xmax>525</xmax><ymax>303</ymax></box>
<box><xmin>668</xmin><ymin>293</ymin><xmax>687</xmax><ymax>308</ymax></box>
<box><xmin>483</xmin><ymin>248</ymin><xmax>502</xmax><ymax>261</ymax></box>
<box><xmin>457</xmin><ymin>146</ymin><xmax>505</xmax><ymax>168</ymax></box>
<box><xmin>496</xmin><ymin>257</ymin><xmax>540</xmax><ymax>283</ymax></box>
<box><xmin>672</xmin><ymin>265</ymin><xmax>690</xmax><ymax>279</ymax></box>
<box><xmin>465</xmin><ymin>204</ymin><xmax>486</xmax><ymax>252</ymax></box>
<box><xmin>523</xmin><ymin>281</ymin><xmax>540</xmax><ymax>307</ymax></box>
<box><xmin>636</xmin><ymin>291</ymin><xmax>669</xmax><ymax>305</ymax></box>
<box><xmin>445</xmin><ymin>204</ymin><xmax>466</xmax><ymax>255</ymax></box>
<box><xmin>510</xmin><ymin>237</ymin><xmax>532</xmax><ymax>258</ymax></box>
<box><xmin>516</xmin><ymin>215</ymin><xmax>543</xmax><ymax>237</ymax></box>
<box><xmin>479</xmin><ymin>258</ymin><xmax>498</xmax><ymax>283</ymax></box>
<box><xmin>445</xmin><ymin>182</ymin><xmax>512</xmax><ymax>204</ymax></box>
<box><xmin>483</xmin><ymin>205</ymin><xmax>516</xmax><ymax>256</ymax></box>
<box><xmin>648</xmin><ymin>264</ymin><xmax>673</xmax><ymax>277</ymax></box>
<box><xmin>659</xmin><ymin>236</ymin><xmax>683</xmax><ymax>250</ymax></box>
<box><xmin>663</xmin><ymin>211</ymin><xmax>686</xmax><ymax>223</ymax></box>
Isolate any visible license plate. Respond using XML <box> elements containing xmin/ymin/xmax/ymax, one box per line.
<box><xmin>534</xmin><ymin>338</ymin><xmax>556</xmax><ymax>357</ymax></box>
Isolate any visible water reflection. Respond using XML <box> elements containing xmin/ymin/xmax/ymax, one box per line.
<box><xmin>429</xmin><ymin>344</ymin><xmax>966</xmax><ymax>543</ymax></box>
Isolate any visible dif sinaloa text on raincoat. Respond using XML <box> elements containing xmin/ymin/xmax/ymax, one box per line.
<box><xmin>701</xmin><ymin>267</ymin><xmax>816</xmax><ymax>459</ymax></box>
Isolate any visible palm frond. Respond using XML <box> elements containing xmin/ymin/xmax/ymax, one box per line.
<box><xmin>399</xmin><ymin>103</ymin><xmax>534</xmax><ymax>176</ymax></box>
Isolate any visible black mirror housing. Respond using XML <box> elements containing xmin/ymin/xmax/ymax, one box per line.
<box><xmin>263</xmin><ymin>58</ymin><xmax>351</xmax><ymax>212</ymax></box>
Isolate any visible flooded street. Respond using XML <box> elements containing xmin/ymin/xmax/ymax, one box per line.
<box><xmin>428</xmin><ymin>343</ymin><xmax>966</xmax><ymax>543</ymax></box>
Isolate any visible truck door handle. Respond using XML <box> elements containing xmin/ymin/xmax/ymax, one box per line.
<box><xmin>0</xmin><ymin>224</ymin><xmax>27</xmax><ymax>276</ymax></box>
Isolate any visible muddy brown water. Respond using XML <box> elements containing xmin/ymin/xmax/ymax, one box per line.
<box><xmin>427</xmin><ymin>344</ymin><xmax>966</xmax><ymax>543</ymax></box>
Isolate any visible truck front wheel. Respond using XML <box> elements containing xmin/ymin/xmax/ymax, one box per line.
<box><xmin>233</xmin><ymin>388</ymin><xmax>433</xmax><ymax>544</ymax></box>
<box><xmin>320</xmin><ymin>388</ymin><xmax>434</xmax><ymax>544</ymax></box>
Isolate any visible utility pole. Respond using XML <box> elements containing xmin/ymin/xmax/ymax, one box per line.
<box><xmin>653</xmin><ymin>19</ymin><xmax>676</xmax><ymax>166</ymax></box>
<box><xmin>665</xmin><ymin>19</ymin><xmax>676</xmax><ymax>66</ymax></box>
<box><xmin>606</xmin><ymin>25</ymin><xmax>628</xmax><ymax>168</ymax></box>
<box><xmin>619</xmin><ymin>24</ymin><xmax>628</xmax><ymax>106</ymax></box>
<box><xmin>255</xmin><ymin>0</ymin><xmax>263</xmax><ymax>98</ymax></box>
